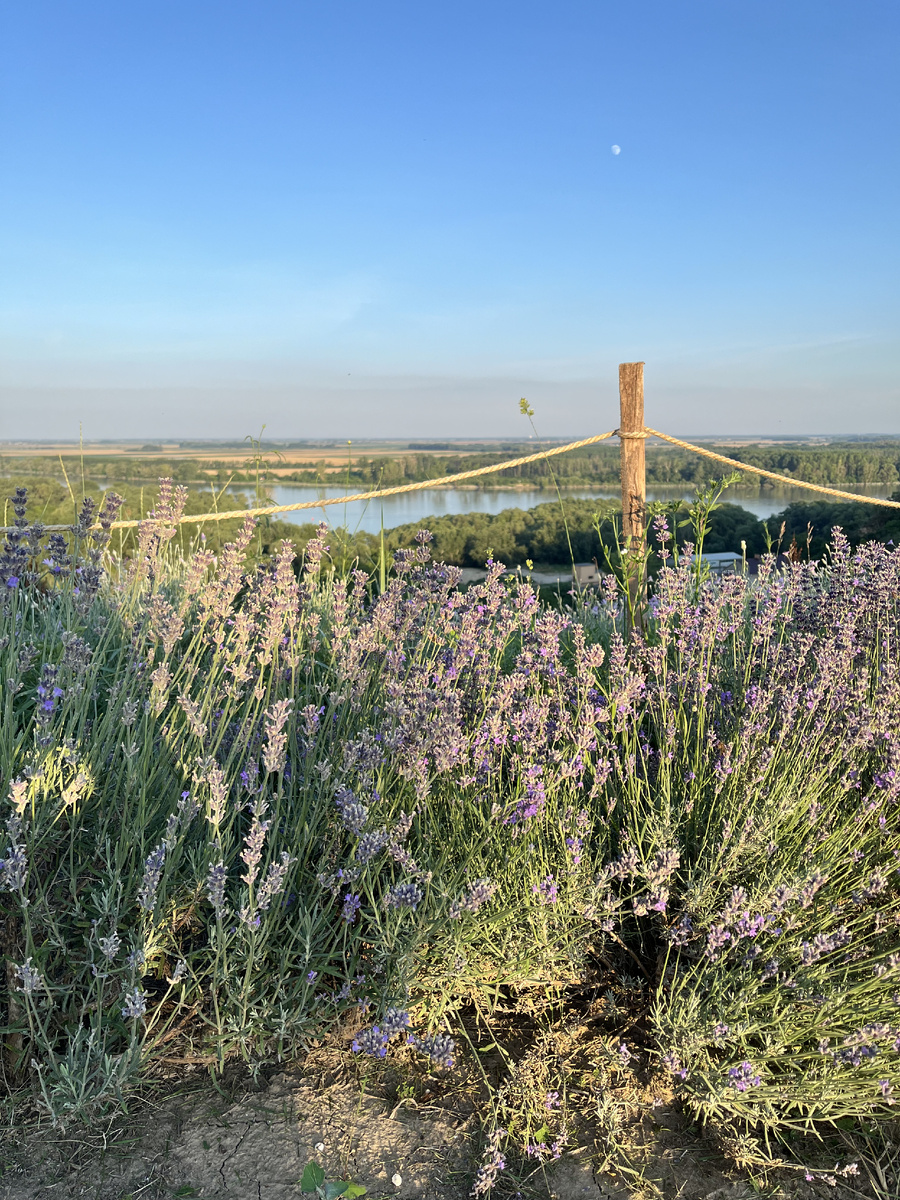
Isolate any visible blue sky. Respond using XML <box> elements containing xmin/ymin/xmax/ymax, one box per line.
<box><xmin>1</xmin><ymin>0</ymin><xmax>898</xmax><ymax>439</ymax></box>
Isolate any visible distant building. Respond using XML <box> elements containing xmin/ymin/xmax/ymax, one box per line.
<box><xmin>659</xmin><ymin>551</ymin><xmax>806</xmax><ymax>577</ymax></box>
<box><xmin>662</xmin><ymin>551</ymin><xmax>744</xmax><ymax>575</ymax></box>
<box><xmin>698</xmin><ymin>551</ymin><xmax>744</xmax><ymax>575</ymax></box>
<box><xmin>573</xmin><ymin>562</ymin><xmax>601</xmax><ymax>587</ymax></box>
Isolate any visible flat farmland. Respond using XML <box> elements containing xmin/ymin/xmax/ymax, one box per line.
<box><xmin>0</xmin><ymin>438</ymin><xmax>545</xmax><ymax>482</ymax></box>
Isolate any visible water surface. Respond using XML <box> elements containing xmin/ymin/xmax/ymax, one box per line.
<box><xmin>260</xmin><ymin>483</ymin><xmax>896</xmax><ymax>536</ymax></box>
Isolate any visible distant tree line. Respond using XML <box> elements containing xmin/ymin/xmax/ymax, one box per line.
<box><xmin>4</xmin><ymin>441</ymin><xmax>900</xmax><ymax>490</ymax></box>
<box><xmin>301</xmin><ymin>442</ymin><xmax>900</xmax><ymax>489</ymax></box>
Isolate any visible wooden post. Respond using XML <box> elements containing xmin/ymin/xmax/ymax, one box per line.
<box><xmin>618</xmin><ymin>362</ymin><xmax>646</xmax><ymax>631</ymax></box>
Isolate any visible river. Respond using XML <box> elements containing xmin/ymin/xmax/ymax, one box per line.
<box><xmin>254</xmin><ymin>482</ymin><xmax>896</xmax><ymax>536</ymax></box>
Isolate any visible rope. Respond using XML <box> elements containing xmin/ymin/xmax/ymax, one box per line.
<box><xmin>644</xmin><ymin>429</ymin><xmax>900</xmax><ymax>509</ymax></box>
<box><xmin>4</xmin><ymin>424</ymin><xmax>899</xmax><ymax>534</ymax></box>
<box><xmin>4</xmin><ymin>430</ymin><xmax>619</xmax><ymax>532</ymax></box>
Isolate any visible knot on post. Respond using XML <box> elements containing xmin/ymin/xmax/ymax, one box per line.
<box><xmin>615</xmin><ymin>429</ymin><xmax>649</xmax><ymax>440</ymax></box>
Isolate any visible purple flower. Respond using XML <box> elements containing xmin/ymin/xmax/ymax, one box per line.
<box><xmin>605</xmin><ymin>844</ymin><xmax>640</xmax><ymax>881</ymax></box>
<box><xmin>240</xmin><ymin>803</ymin><xmax>271</xmax><ymax>889</ymax></box>
<box><xmin>471</xmin><ymin>1129</ymin><xmax>506</xmax><ymax>1196</ymax></box>
<box><xmin>352</xmin><ymin>1008</ymin><xmax>411</xmax><ymax>1057</ymax></box>
<box><xmin>352</xmin><ymin>1026</ymin><xmax>389</xmax><ymax>1057</ymax></box>
<box><xmin>206</xmin><ymin>862</ymin><xmax>227</xmax><ymax>913</ymax></box>
<box><xmin>97</xmin><ymin>930</ymin><xmax>122</xmax><ymax>962</ymax></box>
<box><xmin>661</xmin><ymin>1050</ymin><xmax>688</xmax><ymax>1080</ymax></box>
<box><xmin>727</xmin><ymin>1061</ymin><xmax>762</xmax><ymax>1092</ymax></box>
<box><xmin>255</xmin><ymin>851</ymin><xmax>295</xmax><ymax>912</ymax></box>
<box><xmin>262</xmin><ymin>698</ymin><xmax>292</xmax><ymax>774</ymax></box>
<box><xmin>505</xmin><ymin>764</ymin><xmax>547</xmax><ymax>826</ymax></box>
<box><xmin>381</xmin><ymin>1007</ymin><xmax>411</xmax><ymax>1036</ymax></box>
<box><xmin>533</xmin><ymin>875</ymin><xmax>559</xmax><ymax>905</ymax></box>
<box><xmin>705</xmin><ymin>924</ymin><xmax>731</xmax><ymax>960</ymax></box>
<box><xmin>645</xmin><ymin>847</ymin><xmax>679</xmax><ymax>887</ymax></box>
<box><xmin>335</xmin><ymin>788</ymin><xmax>368</xmax><ymax>835</ymax></box>
<box><xmin>667</xmin><ymin>916</ymin><xmax>694</xmax><ymax>946</ymax></box>
<box><xmin>239</xmin><ymin>761</ymin><xmax>259</xmax><ymax>793</ymax></box>
<box><xmin>384</xmin><ymin>881</ymin><xmax>423</xmax><ymax>911</ymax></box>
<box><xmin>799</xmin><ymin>926</ymin><xmax>851</xmax><ymax>966</ymax></box>
<box><xmin>449</xmin><ymin>877</ymin><xmax>497</xmax><ymax>919</ymax></box>
<box><xmin>647</xmin><ymin>889</ymin><xmax>669</xmax><ymax>913</ymax></box>
<box><xmin>341</xmin><ymin>892</ymin><xmax>362</xmax><ymax>923</ymax></box>
<box><xmin>356</xmin><ymin>830</ymin><xmax>387</xmax><ymax>863</ymax></box>
<box><xmin>565</xmin><ymin>836</ymin><xmax>583</xmax><ymax>866</ymax></box>
<box><xmin>734</xmin><ymin>912</ymin><xmax>766</xmax><ymax>939</ymax></box>
<box><xmin>409</xmin><ymin>1032</ymin><xmax>455</xmax><ymax>1069</ymax></box>
<box><xmin>13</xmin><ymin>957</ymin><xmax>43</xmax><ymax>995</ymax></box>
<box><xmin>798</xmin><ymin>871</ymin><xmax>828</xmax><ymax>908</ymax></box>
<box><xmin>0</xmin><ymin>841</ymin><xmax>28</xmax><ymax>893</ymax></box>
<box><xmin>137</xmin><ymin>844</ymin><xmax>166</xmax><ymax>911</ymax></box>
<box><xmin>121</xmin><ymin>987</ymin><xmax>147</xmax><ymax>1020</ymax></box>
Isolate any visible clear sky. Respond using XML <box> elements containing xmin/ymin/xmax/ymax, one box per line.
<box><xmin>1</xmin><ymin>0</ymin><xmax>898</xmax><ymax>439</ymax></box>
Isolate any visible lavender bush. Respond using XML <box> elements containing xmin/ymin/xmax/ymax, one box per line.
<box><xmin>0</xmin><ymin>485</ymin><xmax>608</xmax><ymax>1122</ymax></box>
<box><xmin>1</xmin><ymin>481</ymin><xmax>898</xmax><ymax>1168</ymax></box>
<box><xmin>633</xmin><ymin>529</ymin><xmax>900</xmax><ymax>1135</ymax></box>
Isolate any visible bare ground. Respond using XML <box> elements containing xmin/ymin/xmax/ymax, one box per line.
<box><xmin>0</xmin><ymin>1045</ymin><xmax>891</xmax><ymax>1200</ymax></box>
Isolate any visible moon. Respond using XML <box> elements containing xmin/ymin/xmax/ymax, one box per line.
<box><xmin>611</xmin><ymin>144</ymin><xmax>621</xmax><ymax>155</ymax></box>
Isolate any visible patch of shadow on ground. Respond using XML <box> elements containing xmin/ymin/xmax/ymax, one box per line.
<box><xmin>0</xmin><ymin>1054</ymin><xmax>891</xmax><ymax>1200</ymax></box>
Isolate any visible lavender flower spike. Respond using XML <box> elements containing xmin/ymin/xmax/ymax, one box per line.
<box><xmin>470</xmin><ymin>1128</ymin><xmax>507</xmax><ymax>1197</ymax></box>
<box><xmin>409</xmin><ymin>1032</ymin><xmax>455</xmax><ymax>1069</ymax></box>
<box><xmin>262</xmin><ymin>698</ymin><xmax>293</xmax><ymax>774</ymax></box>
<box><xmin>352</xmin><ymin>1026</ymin><xmax>389</xmax><ymax>1057</ymax></box>
<box><xmin>14</xmin><ymin>957</ymin><xmax>44</xmax><ymax>995</ymax></box>
<box><xmin>137</xmin><ymin>844</ymin><xmax>166</xmax><ymax>911</ymax></box>
<box><xmin>206</xmin><ymin>861</ymin><xmax>227</xmax><ymax>913</ymax></box>
<box><xmin>383</xmin><ymin>881</ymin><xmax>423</xmax><ymax>911</ymax></box>
<box><xmin>727</xmin><ymin>1061</ymin><xmax>762</xmax><ymax>1092</ymax></box>
<box><xmin>256</xmin><ymin>851</ymin><xmax>296</xmax><ymax>912</ymax></box>
<box><xmin>121</xmin><ymin>987</ymin><xmax>148</xmax><ymax>1020</ymax></box>
<box><xmin>449</xmin><ymin>878</ymin><xmax>497</xmax><ymax>919</ymax></box>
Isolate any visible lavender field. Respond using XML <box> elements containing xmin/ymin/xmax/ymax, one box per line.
<box><xmin>1</xmin><ymin>480</ymin><xmax>899</xmax><ymax>1191</ymax></box>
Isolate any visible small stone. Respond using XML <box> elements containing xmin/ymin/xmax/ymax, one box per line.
<box><xmin>392</xmin><ymin>1173</ymin><xmax>403</xmax><ymax>1187</ymax></box>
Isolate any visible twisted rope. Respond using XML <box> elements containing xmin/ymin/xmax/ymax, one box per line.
<box><xmin>4</xmin><ymin>430</ymin><xmax>619</xmax><ymax>532</ymax></box>
<box><xmin>4</xmin><ymin>424</ymin><xmax>899</xmax><ymax>534</ymax></box>
<box><xmin>644</xmin><ymin>429</ymin><xmax>900</xmax><ymax>509</ymax></box>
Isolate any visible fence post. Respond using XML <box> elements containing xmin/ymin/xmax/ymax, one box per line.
<box><xmin>618</xmin><ymin>362</ymin><xmax>646</xmax><ymax>632</ymax></box>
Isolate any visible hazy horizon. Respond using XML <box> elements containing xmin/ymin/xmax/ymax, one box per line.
<box><xmin>5</xmin><ymin>428</ymin><xmax>900</xmax><ymax>447</ymax></box>
<box><xmin>3</xmin><ymin>368</ymin><xmax>899</xmax><ymax>442</ymax></box>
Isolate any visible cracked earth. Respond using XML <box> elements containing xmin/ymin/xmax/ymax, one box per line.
<box><xmin>0</xmin><ymin>1062</ymin><xmax>887</xmax><ymax>1200</ymax></box>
